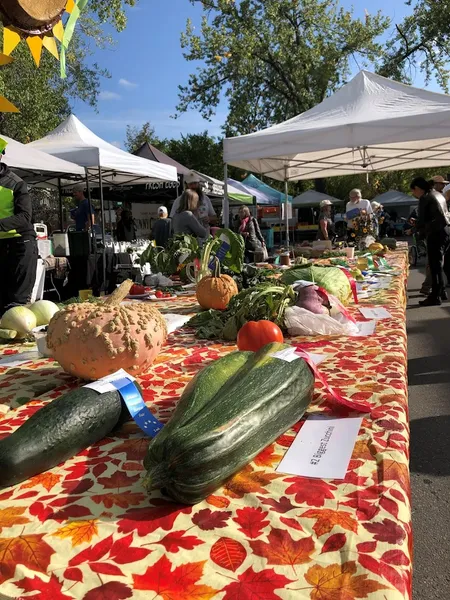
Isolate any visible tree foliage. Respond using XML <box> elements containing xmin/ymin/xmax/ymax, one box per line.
<box><xmin>177</xmin><ymin>0</ymin><xmax>389</xmax><ymax>135</ymax></box>
<box><xmin>0</xmin><ymin>0</ymin><xmax>136</xmax><ymax>142</ymax></box>
<box><xmin>125</xmin><ymin>122</ymin><xmax>161</xmax><ymax>153</ymax></box>
<box><xmin>379</xmin><ymin>0</ymin><xmax>450</xmax><ymax>91</ymax></box>
<box><xmin>166</xmin><ymin>132</ymin><xmax>224</xmax><ymax>179</ymax></box>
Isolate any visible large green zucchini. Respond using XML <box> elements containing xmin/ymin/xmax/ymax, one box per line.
<box><xmin>0</xmin><ymin>388</ymin><xmax>128</xmax><ymax>489</ymax></box>
<box><xmin>144</xmin><ymin>342</ymin><xmax>315</xmax><ymax>504</ymax></box>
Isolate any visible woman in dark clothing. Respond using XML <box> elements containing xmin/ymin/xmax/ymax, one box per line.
<box><xmin>238</xmin><ymin>206</ymin><xmax>266</xmax><ymax>262</ymax></box>
<box><xmin>116</xmin><ymin>209</ymin><xmax>137</xmax><ymax>242</ymax></box>
<box><xmin>410</xmin><ymin>176</ymin><xmax>450</xmax><ymax>306</ymax></box>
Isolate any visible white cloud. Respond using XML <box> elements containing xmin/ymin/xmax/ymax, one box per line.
<box><xmin>99</xmin><ymin>91</ymin><xmax>121</xmax><ymax>101</ymax></box>
<box><xmin>119</xmin><ymin>78</ymin><xmax>138</xmax><ymax>89</ymax></box>
<box><xmin>110</xmin><ymin>140</ymin><xmax>122</xmax><ymax>149</ymax></box>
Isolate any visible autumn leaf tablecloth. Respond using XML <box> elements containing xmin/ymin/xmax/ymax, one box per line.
<box><xmin>0</xmin><ymin>252</ymin><xmax>411</xmax><ymax>600</ymax></box>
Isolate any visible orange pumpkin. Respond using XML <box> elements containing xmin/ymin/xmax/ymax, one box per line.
<box><xmin>47</xmin><ymin>281</ymin><xmax>167</xmax><ymax>381</ymax></box>
<box><xmin>196</xmin><ymin>262</ymin><xmax>239</xmax><ymax>311</ymax></box>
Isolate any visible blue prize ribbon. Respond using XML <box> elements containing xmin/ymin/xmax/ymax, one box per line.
<box><xmin>113</xmin><ymin>378</ymin><xmax>164</xmax><ymax>438</ymax></box>
<box><xmin>209</xmin><ymin>241</ymin><xmax>230</xmax><ymax>269</ymax></box>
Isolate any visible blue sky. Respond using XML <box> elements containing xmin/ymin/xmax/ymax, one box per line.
<box><xmin>73</xmin><ymin>0</ymin><xmax>422</xmax><ymax>148</ymax></box>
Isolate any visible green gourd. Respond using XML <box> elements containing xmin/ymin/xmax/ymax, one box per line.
<box><xmin>144</xmin><ymin>342</ymin><xmax>315</xmax><ymax>504</ymax></box>
<box><xmin>0</xmin><ymin>388</ymin><xmax>128</xmax><ymax>489</ymax></box>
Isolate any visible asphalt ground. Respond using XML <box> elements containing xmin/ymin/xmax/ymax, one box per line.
<box><xmin>407</xmin><ymin>266</ymin><xmax>450</xmax><ymax>599</ymax></box>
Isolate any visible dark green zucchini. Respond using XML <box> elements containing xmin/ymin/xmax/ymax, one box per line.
<box><xmin>143</xmin><ymin>342</ymin><xmax>315</xmax><ymax>504</ymax></box>
<box><xmin>0</xmin><ymin>388</ymin><xmax>128</xmax><ymax>489</ymax></box>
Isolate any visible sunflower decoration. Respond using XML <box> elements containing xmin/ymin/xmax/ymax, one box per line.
<box><xmin>0</xmin><ymin>0</ymin><xmax>87</xmax><ymax>111</ymax></box>
<box><xmin>352</xmin><ymin>209</ymin><xmax>377</xmax><ymax>248</ymax></box>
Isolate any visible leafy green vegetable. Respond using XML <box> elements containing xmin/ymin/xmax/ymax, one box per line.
<box><xmin>186</xmin><ymin>283</ymin><xmax>295</xmax><ymax>341</ymax></box>
<box><xmin>140</xmin><ymin>235</ymin><xmax>200</xmax><ymax>277</ymax></box>
<box><xmin>197</xmin><ymin>229</ymin><xmax>245</xmax><ymax>280</ymax></box>
<box><xmin>222</xmin><ymin>264</ymin><xmax>275</xmax><ymax>290</ymax></box>
<box><xmin>280</xmin><ymin>265</ymin><xmax>352</xmax><ymax>304</ymax></box>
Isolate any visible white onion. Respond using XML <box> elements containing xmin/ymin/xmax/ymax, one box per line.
<box><xmin>1</xmin><ymin>306</ymin><xmax>37</xmax><ymax>337</ymax></box>
<box><xmin>29</xmin><ymin>300</ymin><xmax>60</xmax><ymax>327</ymax></box>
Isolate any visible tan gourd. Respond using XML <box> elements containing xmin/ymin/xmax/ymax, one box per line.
<box><xmin>47</xmin><ymin>280</ymin><xmax>167</xmax><ymax>381</ymax></box>
<box><xmin>196</xmin><ymin>260</ymin><xmax>239</xmax><ymax>311</ymax></box>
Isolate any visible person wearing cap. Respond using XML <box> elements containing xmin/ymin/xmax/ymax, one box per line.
<box><xmin>71</xmin><ymin>183</ymin><xmax>94</xmax><ymax>232</ymax></box>
<box><xmin>150</xmin><ymin>206</ymin><xmax>172</xmax><ymax>248</ymax></box>
<box><xmin>0</xmin><ymin>137</ymin><xmax>38</xmax><ymax>315</ymax></box>
<box><xmin>317</xmin><ymin>199</ymin><xmax>335</xmax><ymax>241</ymax></box>
<box><xmin>170</xmin><ymin>172</ymin><xmax>216</xmax><ymax>237</ymax></box>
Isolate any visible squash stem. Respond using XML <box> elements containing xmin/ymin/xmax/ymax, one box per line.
<box><xmin>105</xmin><ymin>279</ymin><xmax>134</xmax><ymax>306</ymax></box>
<box><xmin>142</xmin><ymin>463</ymin><xmax>168</xmax><ymax>491</ymax></box>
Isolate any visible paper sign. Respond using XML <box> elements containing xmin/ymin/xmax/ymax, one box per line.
<box><xmin>277</xmin><ymin>415</ymin><xmax>363</xmax><ymax>479</ymax></box>
<box><xmin>270</xmin><ymin>347</ymin><xmax>326</xmax><ymax>366</ymax></box>
<box><xmin>354</xmin><ymin>321</ymin><xmax>376</xmax><ymax>337</ymax></box>
<box><xmin>85</xmin><ymin>368</ymin><xmax>135</xmax><ymax>394</ymax></box>
<box><xmin>0</xmin><ymin>350</ymin><xmax>40</xmax><ymax>367</ymax></box>
<box><xmin>164</xmin><ymin>314</ymin><xmax>192</xmax><ymax>334</ymax></box>
<box><xmin>359</xmin><ymin>307</ymin><xmax>392</xmax><ymax>320</ymax></box>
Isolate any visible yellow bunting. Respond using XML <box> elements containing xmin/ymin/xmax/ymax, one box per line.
<box><xmin>66</xmin><ymin>0</ymin><xmax>76</xmax><ymax>13</ymax></box>
<box><xmin>3</xmin><ymin>28</ymin><xmax>21</xmax><ymax>57</ymax></box>
<box><xmin>0</xmin><ymin>96</ymin><xmax>20</xmax><ymax>113</ymax></box>
<box><xmin>0</xmin><ymin>54</ymin><xmax>14</xmax><ymax>66</ymax></box>
<box><xmin>53</xmin><ymin>20</ymin><xmax>65</xmax><ymax>43</ymax></box>
<box><xmin>26</xmin><ymin>36</ymin><xmax>44</xmax><ymax>67</ymax></box>
<box><xmin>43</xmin><ymin>36</ymin><xmax>59</xmax><ymax>60</ymax></box>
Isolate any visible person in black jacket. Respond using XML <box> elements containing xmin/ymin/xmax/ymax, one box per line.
<box><xmin>0</xmin><ymin>138</ymin><xmax>38</xmax><ymax>315</ymax></box>
<box><xmin>410</xmin><ymin>176</ymin><xmax>450</xmax><ymax>306</ymax></box>
<box><xmin>116</xmin><ymin>209</ymin><xmax>137</xmax><ymax>242</ymax></box>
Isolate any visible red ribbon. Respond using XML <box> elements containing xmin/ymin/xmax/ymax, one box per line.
<box><xmin>294</xmin><ymin>347</ymin><xmax>371</xmax><ymax>413</ymax></box>
<box><xmin>316</xmin><ymin>286</ymin><xmax>357</xmax><ymax>324</ymax></box>
<box><xmin>338</xmin><ymin>267</ymin><xmax>359</xmax><ymax>304</ymax></box>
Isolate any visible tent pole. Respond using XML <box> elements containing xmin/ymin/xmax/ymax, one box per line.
<box><xmin>284</xmin><ymin>175</ymin><xmax>290</xmax><ymax>249</ymax></box>
<box><xmin>85</xmin><ymin>169</ymin><xmax>95</xmax><ymax>249</ymax></box>
<box><xmin>98</xmin><ymin>167</ymin><xmax>107</xmax><ymax>294</ymax></box>
<box><xmin>57</xmin><ymin>178</ymin><xmax>63</xmax><ymax>231</ymax></box>
<box><xmin>224</xmin><ymin>164</ymin><xmax>229</xmax><ymax>228</ymax></box>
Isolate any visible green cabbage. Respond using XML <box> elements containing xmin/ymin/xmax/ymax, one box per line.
<box><xmin>280</xmin><ymin>265</ymin><xmax>352</xmax><ymax>304</ymax></box>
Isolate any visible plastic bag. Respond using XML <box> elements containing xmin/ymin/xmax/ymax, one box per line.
<box><xmin>284</xmin><ymin>306</ymin><xmax>359</xmax><ymax>337</ymax></box>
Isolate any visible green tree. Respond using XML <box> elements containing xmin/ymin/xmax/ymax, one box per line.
<box><xmin>379</xmin><ymin>0</ymin><xmax>450</xmax><ymax>91</ymax></box>
<box><xmin>165</xmin><ymin>132</ymin><xmax>224</xmax><ymax>178</ymax></box>
<box><xmin>125</xmin><ymin>122</ymin><xmax>163</xmax><ymax>153</ymax></box>
<box><xmin>177</xmin><ymin>0</ymin><xmax>389</xmax><ymax>135</ymax></box>
<box><xmin>0</xmin><ymin>0</ymin><xmax>136</xmax><ymax>142</ymax></box>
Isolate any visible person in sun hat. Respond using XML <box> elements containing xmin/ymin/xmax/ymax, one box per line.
<box><xmin>170</xmin><ymin>171</ymin><xmax>217</xmax><ymax>237</ymax></box>
<box><xmin>0</xmin><ymin>137</ymin><xmax>38</xmax><ymax>315</ymax></box>
<box><xmin>150</xmin><ymin>206</ymin><xmax>172</xmax><ymax>248</ymax></box>
<box><xmin>317</xmin><ymin>199</ymin><xmax>335</xmax><ymax>241</ymax></box>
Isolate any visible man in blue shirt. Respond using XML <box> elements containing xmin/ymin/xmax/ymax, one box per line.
<box><xmin>71</xmin><ymin>183</ymin><xmax>94</xmax><ymax>231</ymax></box>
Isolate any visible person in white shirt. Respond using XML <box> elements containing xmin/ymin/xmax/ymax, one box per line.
<box><xmin>170</xmin><ymin>172</ymin><xmax>217</xmax><ymax>238</ymax></box>
<box><xmin>346</xmin><ymin>189</ymin><xmax>373</xmax><ymax>236</ymax></box>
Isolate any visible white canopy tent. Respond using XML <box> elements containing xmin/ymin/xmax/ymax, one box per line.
<box><xmin>1</xmin><ymin>134</ymin><xmax>85</xmax><ymax>185</ymax></box>
<box><xmin>28</xmin><ymin>115</ymin><xmax>178</xmax><ymax>187</ymax></box>
<box><xmin>292</xmin><ymin>190</ymin><xmax>341</xmax><ymax>207</ymax></box>
<box><xmin>28</xmin><ymin>115</ymin><xmax>178</xmax><ymax>292</ymax></box>
<box><xmin>223</xmin><ymin>71</ymin><xmax>450</xmax><ymax>241</ymax></box>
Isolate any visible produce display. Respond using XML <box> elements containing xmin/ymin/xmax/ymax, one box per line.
<box><xmin>47</xmin><ymin>280</ymin><xmax>167</xmax><ymax>380</ymax></box>
<box><xmin>143</xmin><ymin>342</ymin><xmax>315</xmax><ymax>504</ymax></box>
<box><xmin>187</xmin><ymin>282</ymin><xmax>295</xmax><ymax>340</ymax></box>
<box><xmin>0</xmin><ymin>387</ymin><xmax>128</xmax><ymax>489</ymax></box>
<box><xmin>28</xmin><ymin>299</ymin><xmax>60</xmax><ymax>326</ymax></box>
<box><xmin>281</xmin><ymin>264</ymin><xmax>353</xmax><ymax>304</ymax></box>
<box><xmin>0</xmin><ymin>300</ymin><xmax>60</xmax><ymax>338</ymax></box>
<box><xmin>237</xmin><ymin>320</ymin><xmax>284</xmax><ymax>352</ymax></box>
<box><xmin>140</xmin><ymin>234</ymin><xmax>200</xmax><ymax>278</ymax></box>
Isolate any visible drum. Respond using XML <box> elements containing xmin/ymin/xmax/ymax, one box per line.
<box><xmin>0</xmin><ymin>0</ymin><xmax>66</xmax><ymax>34</ymax></box>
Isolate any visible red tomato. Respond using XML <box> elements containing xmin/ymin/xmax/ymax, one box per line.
<box><xmin>237</xmin><ymin>320</ymin><xmax>284</xmax><ymax>352</ymax></box>
<box><xmin>130</xmin><ymin>284</ymin><xmax>145</xmax><ymax>296</ymax></box>
<box><xmin>155</xmin><ymin>290</ymin><xmax>164</xmax><ymax>298</ymax></box>
<box><xmin>164</xmin><ymin>293</ymin><xmax>172</xmax><ymax>298</ymax></box>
